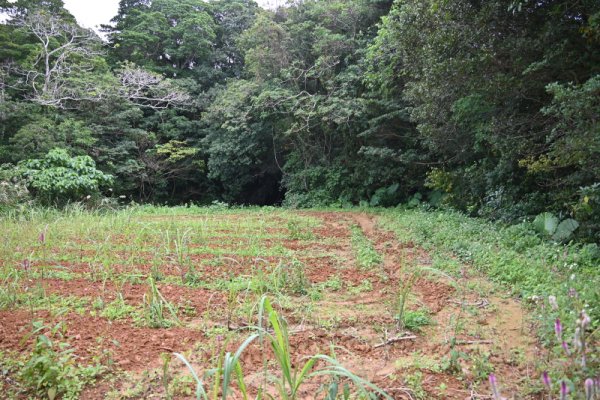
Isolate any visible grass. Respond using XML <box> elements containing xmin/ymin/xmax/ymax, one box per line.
<box><xmin>379</xmin><ymin>207</ymin><xmax>600</xmax><ymax>396</ymax></box>
<box><xmin>175</xmin><ymin>296</ymin><xmax>392</xmax><ymax>400</ymax></box>
<box><xmin>0</xmin><ymin>204</ymin><xmax>596</xmax><ymax>398</ymax></box>
<box><xmin>350</xmin><ymin>225</ymin><xmax>382</xmax><ymax>270</ymax></box>
<box><xmin>379</xmin><ymin>208</ymin><xmax>600</xmax><ymax>336</ymax></box>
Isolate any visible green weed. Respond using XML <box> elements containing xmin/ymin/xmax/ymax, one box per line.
<box><xmin>100</xmin><ymin>296</ymin><xmax>136</xmax><ymax>320</ymax></box>
<box><xmin>402</xmin><ymin>309</ymin><xmax>431</xmax><ymax>332</ymax></box>
<box><xmin>142</xmin><ymin>277</ymin><xmax>180</xmax><ymax>328</ymax></box>
<box><xmin>175</xmin><ymin>296</ymin><xmax>392</xmax><ymax>400</ymax></box>
<box><xmin>17</xmin><ymin>321</ymin><xmax>105</xmax><ymax>400</ymax></box>
<box><xmin>350</xmin><ymin>225</ymin><xmax>382</xmax><ymax>270</ymax></box>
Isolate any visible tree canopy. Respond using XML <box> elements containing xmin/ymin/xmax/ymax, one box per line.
<box><xmin>0</xmin><ymin>0</ymin><xmax>598</xmax><ymax>240</ymax></box>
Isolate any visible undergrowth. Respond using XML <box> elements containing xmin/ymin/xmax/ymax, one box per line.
<box><xmin>381</xmin><ymin>208</ymin><xmax>600</xmax><ymax>397</ymax></box>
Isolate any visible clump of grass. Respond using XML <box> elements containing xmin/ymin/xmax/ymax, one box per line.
<box><xmin>348</xmin><ymin>279</ymin><xmax>373</xmax><ymax>295</ymax></box>
<box><xmin>350</xmin><ymin>225</ymin><xmax>382</xmax><ymax>270</ymax></box>
<box><xmin>100</xmin><ymin>295</ymin><xmax>136</xmax><ymax>321</ymax></box>
<box><xmin>287</xmin><ymin>218</ymin><xmax>314</xmax><ymax>240</ymax></box>
<box><xmin>143</xmin><ymin>277</ymin><xmax>180</xmax><ymax>328</ymax></box>
<box><xmin>163</xmin><ymin>228</ymin><xmax>193</xmax><ymax>283</ymax></box>
<box><xmin>394</xmin><ymin>252</ymin><xmax>451</xmax><ymax>331</ymax></box>
<box><xmin>394</xmin><ymin>267</ymin><xmax>420</xmax><ymax>330</ymax></box>
<box><xmin>272</xmin><ymin>259</ymin><xmax>310</xmax><ymax>295</ymax></box>
<box><xmin>0</xmin><ymin>266</ymin><xmax>22</xmax><ymax>309</ymax></box>
<box><xmin>174</xmin><ymin>296</ymin><xmax>392</xmax><ymax>400</ymax></box>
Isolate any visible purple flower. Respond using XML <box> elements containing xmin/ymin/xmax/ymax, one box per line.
<box><xmin>22</xmin><ymin>259</ymin><xmax>31</xmax><ymax>271</ymax></box>
<box><xmin>560</xmin><ymin>381</ymin><xmax>569</xmax><ymax>400</ymax></box>
<box><xmin>585</xmin><ymin>378</ymin><xmax>594</xmax><ymax>400</ymax></box>
<box><xmin>39</xmin><ymin>231</ymin><xmax>45</xmax><ymax>244</ymax></box>
<box><xmin>489</xmin><ymin>374</ymin><xmax>502</xmax><ymax>400</ymax></box>
<box><xmin>542</xmin><ymin>371</ymin><xmax>551</xmax><ymax>388</ymax></box>
<box><xmin>555</xmin><ymin>318</ymin><xmax>563</xmax><ymax>340</ymax></box>
<box><xmin>562</xmin><ymin>341</ymin><xmax>570</xmax><ymax>355</ymax></box>
<box><xmin>580</xmin><ymin>311</ymin><xmax>591</xmax><ymax>329</ymax></box>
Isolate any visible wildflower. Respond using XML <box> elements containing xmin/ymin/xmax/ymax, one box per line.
<box><xmin>542</xmin><ymin>371</ymin><xmax>551</xmax><ymax>388</ymax></box>
<box><xmin>22</xmin><ymin>259</ymin><xmax>31</xmax><ymax>271</ymax></box>
<box><xmin>489</xmin><ymin>374</ymin><xmax>502</xmax><ymax>400</ymax></box>
<box><xmin>580</xmin><ymin>310</ymin><xmax>591</xmax><ymax>329</ymax></box>
<box><xmin>562</xmin><ymin>341</ymin><xmax>570</xmax><ymax>355</ymax></box>
<box><xmin>568</xmin><ymin>288</ymin><xmax>578</xmax><ymax>298</ymax></box>
<box><xmin>560</xmin><ymin>380</ymin><xmax>569</xmax><ymax>400</ymax></box>
<box><xmin>555</xmin><ymin>318</ymin><xmax>563</xmax><ymax>340</ymax></box>
<box><xmin>39</xmin><ymin>231</ymin><xmax>45</xmax><ymax>244</ymax></box>
<box><xmin>548</xmin><ymin>295</ymin><xmax>559</xmax><ymax>311</ymax></box>
<box><xmin>585</xmin><ymin>379</ymin><xmax>594</xmax><ymax>400</ymax></box>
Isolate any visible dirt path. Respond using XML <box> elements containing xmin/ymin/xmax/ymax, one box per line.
<box><xmin>345</xmin><ymin>211</ymin><xmax>541</xmax><ymax>399</ymax></box>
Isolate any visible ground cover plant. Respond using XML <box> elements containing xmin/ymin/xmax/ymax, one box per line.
<box><xmin>1</xmin><ymin>205</ymin><xmax>596</xmax><ymax>398</ymax></box>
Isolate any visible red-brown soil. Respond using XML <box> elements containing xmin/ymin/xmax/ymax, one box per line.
<box><xmin>0</xmin><ymin>211</ymin><xmax>540</xmax><ymax>399</ymax></box>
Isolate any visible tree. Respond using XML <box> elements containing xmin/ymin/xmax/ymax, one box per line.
<box><xmin>11</xmin><ymin>11</ymin><xmax>113</xmax><ymax>108</ymax></box>
<box><xmin>368</xmin><ymin>0</ymin><xmax>600</xmax><ymax>223</ymax></box>
<box><xmin>105</xmin><ymin>0</ymin><xmax>217</xmax><ymax>80</ymax></box>
<box><xmin>202</xmin><ymin>80</ymin><xmax>282</xmax><ymax>204</ymax></box>
<box><xmin>116</xmin><ymin>63</ymin><xmax>191</xmax><ymax>109</ymax></box>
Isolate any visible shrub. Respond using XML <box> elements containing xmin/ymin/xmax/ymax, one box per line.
<box><xmin>19</xmin><ymin>148</ymin><xmax>113</xmax><ymax>206</ymax></box>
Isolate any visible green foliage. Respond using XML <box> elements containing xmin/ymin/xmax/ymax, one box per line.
<box><xmin>350</xmin><ymin>225</ymin><xmax>382</xmax><ymax>270</ymax></box>
<box><xmin>107</xmin><ymin>0</ymin><xmax>217</xmax><ymax>79</ymax></box>
<box><xmin>381</xmin><ymin>209</ymin><xmax>600</xmax><ymax>344</ymax></box>
<box><xmin>276</xmin><ymin>259</ymin><xmax>310</xmax><ymax>295</ymax></box>
<box><xmin>368</xmin><ymin>0</ymin><xmax>600</xmax><ymax>239</ymax></box>
<box><xmin>287</xmin><ymin>218</ymin><xmax>314</xmax><ymax>240</ymax></box>
<box><xmin>175</xmin><ymin>296</ymin><xmax>392</xmax><ymax>400</ymax></box>
<box><xmin>402</xmin><ymin>309</ymin><xmax>431</xmax><ymax>332</ymax></box>
<box><xmin>370</xmin><ymin>183</ymin><xmax>400</xmax><ymax>207</ymax></box>
<box><xmin>0</xmin><ymin>0</ymin><xmax>598</xmax><ymax>243</ymax></box>
<box><xmin>201</xmin><ymin>80</ymin><xmax>281</xmax><ymax>204</ymax></box>
<box><xmin>100</xmin><ymin>296</ymin><xmax>136</xmax><ymax>320</ymax></box>
<box><xmin>19</xmin><ymin>148</ymin><xmax>113</xmax><ymax>206</ymax></box>
<box><xmin>9</xmin><ymin>117</ymin><xmax>97</xmax><ymax>162</ymax></box>
<box><xmin>404</xmin><ymin>371</ymin><xmax>427</xmax><ymax>400</ymax></box>
<box><xmin>19</xmin><ymin>321</ymin><xmax>104</xmax><ymax>400</ymax></box>
<box><xmin>533</xmin><ymin>212</ymin><xmax>579</xmax><ymax>242</ymax></box>
<box><xmin>0</xmin><ymin>164</ymin><xmax>30</xmax><ymax>209</ymax></box>
<box><xmin>394</xmin><ymin>268</ymin><xmax>419</xmax><ymax>330</ymax></box>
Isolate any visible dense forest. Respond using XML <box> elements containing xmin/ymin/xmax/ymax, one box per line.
<box><xmin>0</xmin><ymin>0</ymin><xmax>599</xmax><ymax>241</ymax></box>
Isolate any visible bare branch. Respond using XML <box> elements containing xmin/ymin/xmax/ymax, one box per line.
<box><xmin>12</xmin><ymin>11</ymin><xmax>107</xmax><ymax>108</ymax></box>
<box><xmin>117</xmin><ymin>64</ymin><xmax>192</xmax><ymax>110</ymax></box>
